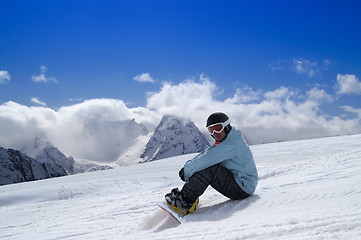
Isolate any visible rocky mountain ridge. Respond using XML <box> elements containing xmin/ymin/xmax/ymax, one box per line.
<box><xmin>0</xmin><ymin>146</ymin><xmax>67</xmax><ymax>186</ymax></box>
<box><xmin>140</xmin><ymin>115</ymin><xmax>210</xmax><ymax>162</ymax></box>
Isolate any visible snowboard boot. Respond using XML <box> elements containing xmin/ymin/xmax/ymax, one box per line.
<box><xmin>165</xmin><ymin>188</ymin><xmax>199</xmax><ymax>215</ymax></box>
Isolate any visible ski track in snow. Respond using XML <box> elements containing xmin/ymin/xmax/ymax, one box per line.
<box><xmin>1</xmin><ymin>134</ymin><xmax>361</xmax><ymax>239</ymax></box>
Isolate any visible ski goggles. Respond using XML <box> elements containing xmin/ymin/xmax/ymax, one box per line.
<box><xmin>207</xmin><ymin>119</ymin><xmax>230</xmax><ymax>136</ymax></box>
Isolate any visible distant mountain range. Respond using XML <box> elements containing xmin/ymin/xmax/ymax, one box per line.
<box><xmin>0</xmin><ymin>146</ymin><xmax>67</xmax><ymax>186</ymax></box>
<box><xmin>0</xmin><ymin>115</ymin><xmax>210</xmax><ymax>186</ymax></box>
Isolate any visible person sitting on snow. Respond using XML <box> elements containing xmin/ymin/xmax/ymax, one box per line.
<box><xmin>165</xmin><ymin>112</ymin><xmax>258</xmax><ymax>215</ymax></box>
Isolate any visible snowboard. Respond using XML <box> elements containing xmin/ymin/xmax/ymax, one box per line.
<box><xmin>156</xmin><ymin>202</ymin><xmax>184</xmax><ymax>223</ymax></box>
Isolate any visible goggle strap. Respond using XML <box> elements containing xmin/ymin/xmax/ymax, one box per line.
<box><xmin>207</xmin><ymin>119</ymin><xmax>230</xmax><ymax>128</ymax></box>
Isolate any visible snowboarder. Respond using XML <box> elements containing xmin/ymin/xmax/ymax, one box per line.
<box><xmin>165</xmin><ymin>112</ymin><xmax>258</xmax><ymax>215</ymax></box>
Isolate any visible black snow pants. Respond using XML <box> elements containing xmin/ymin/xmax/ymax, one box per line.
<box><xmin>181</xmin><ymin>163</ymin><xmax>250</xmax><ymax>203</ymax></box>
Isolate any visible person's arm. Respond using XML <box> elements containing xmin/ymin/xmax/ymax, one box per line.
<box><xmin>183</xmin><ymin>141</ymin><xmax>237</xmax><ymax>182</ymax></box>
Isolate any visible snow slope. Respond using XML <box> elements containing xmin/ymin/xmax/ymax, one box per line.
<box><xmin>0</xmin><ymin>134</ymin><xmax>360</xmax><ymax>239</ymax></box>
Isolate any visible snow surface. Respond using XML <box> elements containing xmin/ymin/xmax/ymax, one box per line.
<box><xmin>1</xmin><ymin>134</ymin><xmax>360</xmax><ymax>239</ymax></box>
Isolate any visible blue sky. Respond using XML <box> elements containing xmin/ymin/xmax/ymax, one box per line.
<box><xmin>1</xmin><ymin>0</ymin><xmax>360</xmax><ymax>108</ymax></box>
<box><xmin>1</xmin><ymin>1</ymin><xmax>361</xmax><ymax>153</ymax></box>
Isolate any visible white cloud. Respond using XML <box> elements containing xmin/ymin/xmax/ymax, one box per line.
<box><xmin>133</xmin><ymin>73</ymin><xmax>155</xmax><ymax>83</ymax></box>
<box><xmin>32</xmin><ymin>66</ymin><xmax>58</xmax><ymax>83</ymax></box>
<box><xmin>264</xmin><ymin>86</ymin><xmax>294</xmax><ymax>100</ymax></box>
<box><xmin>146</xmin><ymin>75</ymin><xmax>360</xmax><ymax>143</ymax></box>
<box><xmin>0</xmin><ymin>75</ymin><xmax>360</xmax><ymax>164</ymax></box>
<box><xmin>292</xmin><ymin>58</ymin><xmax>319</xmax><ymax>78</ymax></box>
<box><xmin>40</xmin><ymin>65</ymin><xmax>47</xmax><ymax>73</ymax></box>
<box><xmin>68</xmin><ymin>98</ymin><xmax>84</xmax><ymax>102</ymax></box>
<box><xmin>341</xmin><ymin>106</ymin><xmax>361</xmax><ymax>119</ymax></box>
<box><xmin>32</xmin><ymin>74</ymin><xmax>58</xmax><ymax>83</ymax></box>
<box><xmin>269</xmin><ymin>58</ymin><xmax>327</xmax><ymax>78</ymax></box>
<box><xmin>335</xmin><ymin>74</ymin><xmax>361</xmax><ymax>95</ymax></box>
<box><xmin>0</xmin><ymin>101</ymin><xmax>57</xmax><ymax>149</ymax></box>
<box><xmin>146</xmin><ymin>74</ymin><xmax>218</xmax><ymax>125</ymax></box>
<box><xmin>307</xmin><ymin>88</ymin><xmax>334</xmax><ymax>103</ymax></box>
<box><xmin>0</xmin><ymin>70</ymin><xmax>10</xmax><ymax>84</ymax></box>
<box><xmin>0</xmin><ymin>99</ymin><xmax>152</xmax><ymax>163</ymax></box>
<box><xmin>225</xmin><ymin>86</ymin><xmax>261</xmax><ymax>104</ymax></box>
<box><xmin>31</xmin><ymin>97</ymin><xmax>47</xmax><ymax>107</ymax></box>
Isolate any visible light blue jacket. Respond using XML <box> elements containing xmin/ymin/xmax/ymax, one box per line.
<box><xmin>184</xmin><ymin>127</ymin><xmax>258</xmax><ymax>195</ymax></box>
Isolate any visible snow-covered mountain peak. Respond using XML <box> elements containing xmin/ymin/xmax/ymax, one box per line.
<box><xmin>21</xmin><ymin>137</ymin><xmax>75</xmax><ymax>174</ymax></box>
<box><xmin>156</xmin><ymin>115</ymin><xmax>187</xmax><ymax>131</ymax></box>
<box><xmin>140</xmin><ymin>115</ymin><xmax>210</xmax><ymax>162</ymax></box>
<box><xmin>82</xmin><ymin>118</ymin><xmax>149</xmax><ymax>163</ymax></box>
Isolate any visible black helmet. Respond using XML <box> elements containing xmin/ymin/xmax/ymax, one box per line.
<box><xmin>206</xmin><ymin>112</ymin><xmax>229</xmax><ymax>127</ymax></box>
<box><xmin>206</xmin><ymin>112</ymin><xmax>232</xmax><ymax>134</ymax></box>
